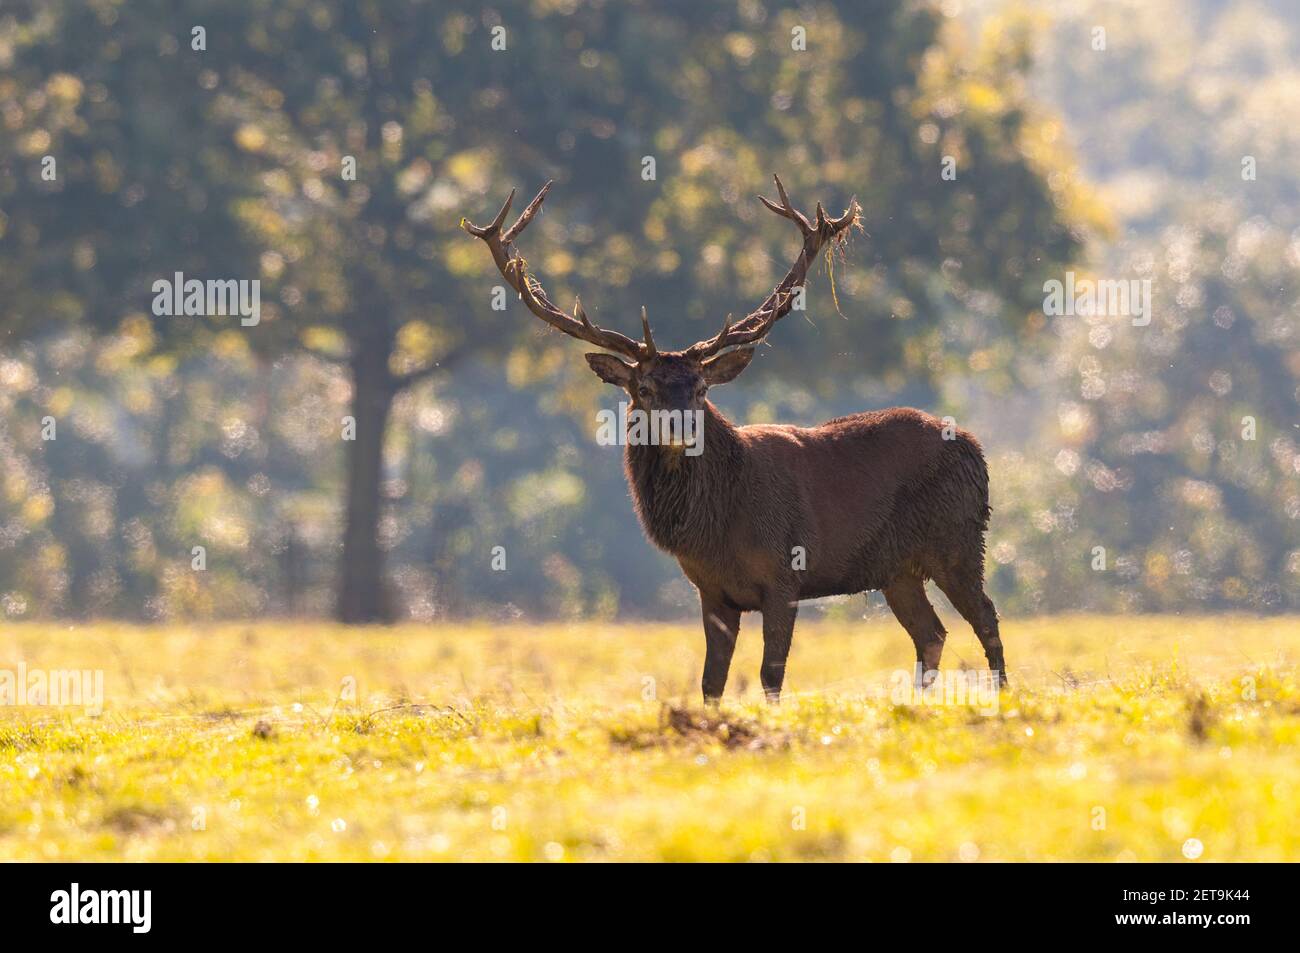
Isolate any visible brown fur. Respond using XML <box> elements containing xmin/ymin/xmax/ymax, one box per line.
<box><xmin>461</xmin><ymin>178</ymin><xmax>1004</xmax><ymax>702</ymax></box>
<box><xmin>601</xmin><ymin>352</ymin><xmax>1007</xmax><ymax>702</ymax></box>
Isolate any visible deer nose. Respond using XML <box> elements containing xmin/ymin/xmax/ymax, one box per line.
<box><xmin>665</xmin><ymin>387</ymin><xmax>696</xmax><ymax>411</ymax></box>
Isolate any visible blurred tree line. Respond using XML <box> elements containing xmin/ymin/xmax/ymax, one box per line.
<box><xmin>0</xmin><ymin>0</ymin><xmax>1292</xmax><ymax>622</ymax></box>
<box><xmin>987</xmin><ymin>0</ymin><xmax>1300</xmax><ymax>613</ymax></box>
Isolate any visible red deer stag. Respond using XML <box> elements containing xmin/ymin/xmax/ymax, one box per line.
<box><xmin>462</xmin><ymin>177</ymin><xmax>1007</xmax><ymax>703</ymax></box>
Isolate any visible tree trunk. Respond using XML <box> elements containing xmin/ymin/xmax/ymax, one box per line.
<box><xmin>337</xmin><ymin>346</ymin><xmax>395</xmax><ymax>623</ymax></box>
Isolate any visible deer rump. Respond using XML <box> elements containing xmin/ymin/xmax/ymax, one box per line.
<box><xmin>628</xmin><ymin>407</ymin><xmax>990</xmax><ymax>612</ymax></box>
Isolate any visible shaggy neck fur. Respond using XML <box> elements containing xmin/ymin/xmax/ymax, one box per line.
<box><xmin>624</xmin><ymin>402</ymin><xmax>745</xmax><ymax>559</ymax></box>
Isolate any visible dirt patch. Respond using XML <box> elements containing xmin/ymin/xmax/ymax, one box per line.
<box><xmin>101</xmin><ymin>806</ymin><xmax>176</xmax><ymax>835</ymax></box>
<box><xmin>612</xmin><ymin>705</ymin><xmax>788</xmax><ymax>751</ymax></box>
<box><xmin>1187</xmin><ymin>691</ymin><xmax>1214</xmax><ymax>742</ymax></box>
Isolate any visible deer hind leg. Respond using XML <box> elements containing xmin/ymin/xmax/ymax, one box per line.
<box><xmin>933</xmin><ymin>567</ymin><xmax>1008</xmax><ymax>688</ymax></box>
<box><xmin>759</xmin><ymin>595</ymin><xmax>798</xmax><ymax>703</ymax></box>
<box><xmin>882</xmin><ymin>574</ymin><xmax>946</xmax><ymax>689</ymax></box>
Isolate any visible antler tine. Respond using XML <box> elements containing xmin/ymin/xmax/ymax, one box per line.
<box><xmin>461</xmin><ymin>183</ymin><xmax>646</xmax><ymax>361</ymax></box>
<box><xmin>687</xmin><ymin>174</ymin><xmax>860</xmax><ymax>356</ymax></box>
<box><xmin>502</xmin><ymin>180</ymin><xmax>552</xmax><ymax>244</ymax></box>
<box><xmin>462</xmin><ymin>188</ymin><xmax>515</xmax><ymax>237</ymax></box>
<box><xmin>722</xmin><ymin>292</ymin><xmax>788</xmax><ymax>348</ymax></box>
<box><xmin>757</xmin><ymin>174</ymin><xmax>813</xmax><ymax>234</ymax></box>
<box><xmin>640</xmin><ymin>306</ymin><xmax>657</xmax><ymax>356</ymax></box>
<box><xmin>830</xmin><ymin>196</ymin><xmax>860</xmax><ymax>230</ymax></box>
<box><xmin>686</xmin><ymin>312</ymin><xmax>733</xmax><ymax>359</ymax></box>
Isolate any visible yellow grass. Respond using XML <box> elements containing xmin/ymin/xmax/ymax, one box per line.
<box><xmin>1</xmin><ymin>614</ymin><xmax>1297</xmax><ymax>861</ymax></box>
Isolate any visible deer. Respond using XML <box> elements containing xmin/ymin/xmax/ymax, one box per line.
<box><xmin>462</xmin><ymin>176</ymin><xmax>1007</xmax><ymax>704</ymax></box>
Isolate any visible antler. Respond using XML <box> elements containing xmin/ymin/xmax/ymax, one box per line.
<box><xmin>461</xmin><ymin>182</ymin><xmax>652</xmax><ymax>361</ymax></box>
<box><xmin>687</xmin><ymin>175</ymin><xmax>861</xmax><ymax>358</ymax></box>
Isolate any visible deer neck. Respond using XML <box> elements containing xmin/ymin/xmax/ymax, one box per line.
<box><xmin>624</xmin><ymin>402</ymin><xmax>745</xmax><ymax>557</ymax></box>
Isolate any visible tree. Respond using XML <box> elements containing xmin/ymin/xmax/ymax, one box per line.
<box><xmin>987</xmin><ymin>0</ymin><xmax>1300</xmax><ymax>613</ymax></box>
<box><xmin>1</xmin><ymin>1</ymin><xmax>1084</xmax><ymax>621</ymax></box>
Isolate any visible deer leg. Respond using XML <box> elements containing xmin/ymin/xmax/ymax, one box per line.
<box><xmin>934</xmin><ymin>570</ymin><xmax>1008</xmax><ymax>688</ymax></box>
<box><xmin>700</xmin><ymin>596</ymin><xmax>741</xmax><ymax>705</ymax></box>
<box><xmin>883</xmin><ymin>575</ymin><xmax>946</xmax><ymax>689</ymax></box>
<box><xmin>759</xmin><ymin>595</ymin><xmax>798</xmax><ymax>703</ymax></box>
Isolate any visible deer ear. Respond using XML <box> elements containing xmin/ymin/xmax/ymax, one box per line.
<box><xmin>700</xmin><ymin>347</ymin><xmax>754</xmax><ymax>385</ymax></box>
<box><xmin>585</xmin><ymin>353</ymin><xmax>636</xmax><ymax>387</ymax></box>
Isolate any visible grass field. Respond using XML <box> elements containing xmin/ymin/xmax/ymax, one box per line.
<box><xmin>1</xmin><ymin>614</ymin><xmax>1298</xmax><ymax>861</ymax></box>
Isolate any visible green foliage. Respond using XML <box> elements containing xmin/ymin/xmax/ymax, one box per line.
<box><xmin>0</xmin><ymin>0</ymin><xmax>1085</xmax><ymax>620</ymax></box>
<box><xmin>992</xmin><ymin>0</ymin><xmax>1300</xmax><ymax>613</ymax></box>
<box><xmin>1</xmin><ymin>1</ymin><xmax>1293</xmax><ymax>621</ymax></box>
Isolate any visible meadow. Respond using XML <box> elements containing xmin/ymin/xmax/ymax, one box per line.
<box><xmin>1</xmin><ymin>614</ymin><xmax>1297</xmax><ymax>861</ymax></box>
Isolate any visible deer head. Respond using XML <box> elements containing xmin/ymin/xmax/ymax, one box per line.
<box><xmin>460</xmin><ymin>175</ymin><xmax>861</xmax><ymax>424</ymax></box>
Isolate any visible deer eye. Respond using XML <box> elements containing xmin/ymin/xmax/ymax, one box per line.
<box><xmin>637</xmin><ymin>384</ymin><xmax>651</xmax><ymax>398</ymax></box>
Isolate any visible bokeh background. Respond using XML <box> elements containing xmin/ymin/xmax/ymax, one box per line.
<box><xmin>0</xmin><ymin>0</ymin><xmax>1296</xmax><ymax>624</ymax></box>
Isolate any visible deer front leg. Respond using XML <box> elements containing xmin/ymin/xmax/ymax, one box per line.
<box><xmin>700</xmin><ymin>596</ymin><xmax>740</xmax><ymax>705</ymax></box>
<box><xmin>760</xmin><ymin>593</ymin><xmax>798</xmax><ymax>703</ymax></box>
